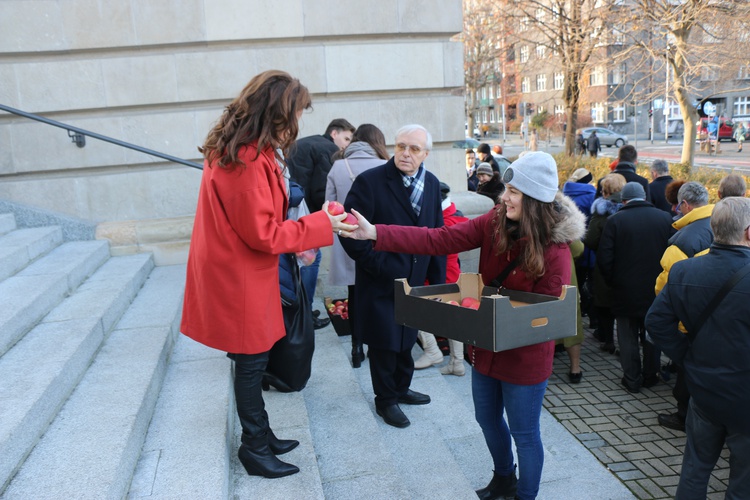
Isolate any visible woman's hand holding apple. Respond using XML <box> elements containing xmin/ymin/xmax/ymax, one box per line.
<box><xmin>323</xmin><ymin>201</ymin><xmax>359</xmax><ymax>237</ymax></box>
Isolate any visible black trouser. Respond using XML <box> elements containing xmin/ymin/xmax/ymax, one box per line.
<box><xmin>233</xmin><ymin>352</ymin><xmax>270</xmax><ymax>439</ymax></box>
<box><xmin>595</xmin><ymin>306</ymin><xmax>615</xmax><ymax>343</ymax></box>
<box><xmin>368</xmin><ymin>346</ymin><xmax>414</xmax><ymax>408</ymax></box>
<box><xmin>348</xmin><ymin>285</ymin><xmax>359</xmax><ymax>345</ymax></box>
<box><xmin>674</xmin><ymin>363</ymin><xmax>690</xmax><ymax>420</ymax></box>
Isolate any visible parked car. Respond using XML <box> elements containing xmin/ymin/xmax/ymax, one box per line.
<box><xmin>577</xmin><ymin>127</ymin><xmax>628</xmax><ymax>148</ymax></box>
<box><xmin>699</xmin><ymin>117</ymin><xmax>735</xmax><ymax>141</ymax></box>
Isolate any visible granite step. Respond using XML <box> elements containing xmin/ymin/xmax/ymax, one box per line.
<box><xmin>1</xmin><ymin>264</ymin><xmax>184</xmax><ymax>499</ymax></box>
<box><xmin>0</xmin><ymin>226</ymin><xmax>63</xmax><ymax>282</ymax></box>
<box><xmin>0</xmin><ymin>253</ymin><xmax>154</xmax><ymax>494</ymax></box>
<box><xmin>0</xmin><ymin>240</ymin><xmax>111</xmax><ymax>357</ymax></box>
<box><xmin>0</xmin><ymin>213</ymin><xmax>16</xmax><ymax>236</ymax></box>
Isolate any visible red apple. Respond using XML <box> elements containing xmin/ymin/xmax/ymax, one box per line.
<box><xmin>327</xmin><ymin>201</ymin><xmax>345</xmax><ymax>216</ymax></box>
<box><xmin>446</xmin><ymin>300</ymin><xmax>460</xmax><ymax>306</ymax></box>
<box><xmin>342</xmin><ymin>213</ymin><xmax>357</xmax><ymax>225</ymax></box>
<box><xmin>461</xmin><ymin>297</ymin><xmax>480</xmax><ymax>309</ymax></box>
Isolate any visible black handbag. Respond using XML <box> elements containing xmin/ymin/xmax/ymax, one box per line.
<box><xmin>264</xmin><ymin>253</ymin><xmax>315</xmax><ymax>392</ymax></box>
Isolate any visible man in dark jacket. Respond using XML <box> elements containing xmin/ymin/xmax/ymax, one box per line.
<box><xmin>587</xmin><ymin>131</ymin><xmax>601</xmax><ymax>158</ymax></box>
<box><xmin>654</xmin><ymin>182</ymin><xmax>714</xmax><ymax>432</ymax></box>
<box><xmin>477</xmin><ymin>143</ymin><xmax>500</xmax><ymax>173</ymax></box>
<box><xmin>649</xmin><ymin>159</ymin><xmax>674</xmax><ymax>215</ymax></box>
<box><xmin>287</xmin><ymin>118</ymin><xmax>355</xmax><ymax>329</ymax></box>
<box><xmin>595</xmin><ymin>144</ymin><xmax>651</xmax><ymax>202</ymax></box>
<box><xmin>597</xmin><ymin>182</ymin><xmax>674</xmax><ymax>393</ymax></box>
<box><xmin>341</xmin><ymin>124</ymin><xmax>446</xmax><ymax>429</ymax></box>
<box><xmin>646</xmin><ymin>197</ymin><xmax>750</xmax><ymax>499</ymax></box>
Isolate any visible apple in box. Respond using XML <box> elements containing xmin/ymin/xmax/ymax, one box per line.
<box><xmin>460</xmin><ymin>297</ymin><xmax>480</xmax><ymax>310</ymax></box>
<box><xmin>327</xmin><ymin>299</ymin><xmax>349</xmax><ymax>320</ymax></box>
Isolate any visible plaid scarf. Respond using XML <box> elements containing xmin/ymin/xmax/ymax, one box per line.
<box><xmin>402</xmin><ymin>165</ymin><xmax>425</xmax><ymax>216</ymax></box>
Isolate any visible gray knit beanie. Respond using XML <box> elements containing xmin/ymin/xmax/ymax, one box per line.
<box><xmin>501</xmin><ymin>151</ymin><xmax>559</xmax><ymax>202</ymax></box>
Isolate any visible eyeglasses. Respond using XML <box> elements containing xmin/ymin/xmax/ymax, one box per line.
<box><xmin>395</xmin><ymin>143</ymin><xmax>426</xmax><ymax>154</ymax></box>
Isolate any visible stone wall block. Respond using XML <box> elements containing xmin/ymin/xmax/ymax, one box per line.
<box><xmin>204</xmin><ymin>0</ymin><xmax>304</xmax><ymax>41</ymax></box>
<box><xmin>16</xmin><ymin>60</ymin><xmax>107</xmax><ymax>112</ymax></box>
<box><xmin>0</xmin><ymin>1</ymin><xmax>66</xmax><ymax>52</ymax></box>
<box><xmin>101</xmin><ymin>55</ymin><xmax>179</xmax><ymax>107</ymax></box>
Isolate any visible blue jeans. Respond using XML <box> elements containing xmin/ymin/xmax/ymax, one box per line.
<box><xmin>472</xmin><ymin>369</ymin><xmax>548</xmax><ymax>500</ymax></box>
<box><xmin>677</xmin><ymin>400</ymin><xmax>750</xmax><ymax>500</ymax></box>
<box><xmin>299</xmin><ymin>249</ymin><xmax>321</xmax><ymax>309</ymax></box>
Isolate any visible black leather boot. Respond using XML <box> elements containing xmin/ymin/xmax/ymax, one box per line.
<box><xmin>351</xmin><ymin>341</ymin><xmax>365</xmax><ymax>368</ymax></box>
<box><xmin>476</xmin><ymin>469</ymin><xmax>518</xmax><ymax>499</ymax></box>
<box><xmin>242</xmin><ymin>429</ymin><xmax>299</xmax><ymax>455</ymax></box>
<box><xmin>237</xmin><ymin>434</ymin><xmax>299</xmax><ymax>478</ymax></box>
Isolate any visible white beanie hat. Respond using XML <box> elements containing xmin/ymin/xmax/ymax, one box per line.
<box><xmin>501</xmin><ymin>151</ymin><xmax>559</xmax><ymax>202</ymax></box>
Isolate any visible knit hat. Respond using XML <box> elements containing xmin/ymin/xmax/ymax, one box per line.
<box><xmin>477</xmin><ymin>143</ymin><xmax>492</xmax><ymax>155</ymax></box>
<box><xmin>501</xmin><ymin>151</ymin><xmax>559</xmax><ymax>203</ymax></box>
<box><xmin>621</xmin><ymin>182</ymin><xmax>646</xmax><ymax>202</ymax></box>
<box><xmin>439</xmin><ymin>181</ymin><xmax>451</xmax><ymax>201</ymax></box>
<box><xmin>569</xmin><ymin>168</ymin><xmax>593</xmax><ymax>184</ymax></box>
<box><xmin>476</xmin><ymin>162</ymin><xmax>493</xmax><ymax>176</ymax></box>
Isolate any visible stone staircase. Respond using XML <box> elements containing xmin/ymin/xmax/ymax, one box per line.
<box><xmin>0</xmin><ymin>211</ymin><xmax>634</xmax><ymax>499</ymax></box>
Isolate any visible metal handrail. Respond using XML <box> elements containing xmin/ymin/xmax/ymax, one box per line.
<box><xmin>0</xmin><ymin>104</ymin><xmax>203</xmax><ymax>170</ymax></box>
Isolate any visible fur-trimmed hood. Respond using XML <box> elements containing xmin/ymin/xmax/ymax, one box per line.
<box><xmin>591</xmin><ymin>196</ymin><xmax>623</xmax><ymax>217</ymax></box>
<box><xmin>553</xmin><ymin>192</ymin><xmax>586</xmax><ymax>244</ymax></box>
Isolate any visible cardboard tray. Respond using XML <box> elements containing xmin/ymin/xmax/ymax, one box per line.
<box><xmin>324</xmin><ymin>297</ymin><xmax>351</xmax><ymax>336</ymax></box>
<box><xmin>394</xmin><ymin>273</ymin><xmax>576</xmax><ymax>352</ymax></box>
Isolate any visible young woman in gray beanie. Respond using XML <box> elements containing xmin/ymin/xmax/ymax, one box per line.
<box><xmin>344</xmin><ymin>151</ymin><xmax>585</xmax><ymax>499</ymax></box>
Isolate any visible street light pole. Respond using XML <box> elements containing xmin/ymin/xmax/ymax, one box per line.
<box><xmin>665</xmin><ymin>40</ymin><xmax>670</xmax><ymax>143</ymax></box>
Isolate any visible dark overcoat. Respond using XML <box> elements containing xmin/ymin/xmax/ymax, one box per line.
<box><xmin>340</xmin><ymin>158</ymin><xmax>446</xmax><ymax>351</ymax></box>
<box><xmin>596</xmin><ymin>200</ymin><xmax>675</xmax><ymax>318</ymax></box>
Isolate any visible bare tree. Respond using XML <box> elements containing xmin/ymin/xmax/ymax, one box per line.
<box><xmin>618</xmin><ymin>0</ymin><xmax>750</xmax><ymax>166</ymax></box>
<box><xmin>458</xmin><ymin>0</ymin><xmax>506</xmax><ymax>137</ymax></box>
<box><xmin>501</xmin><ymin>1</ymin><xmax>615</xmax><ymax>155</ymax></box>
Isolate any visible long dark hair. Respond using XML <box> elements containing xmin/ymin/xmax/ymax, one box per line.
<box><xmin>199</xmin><ymin>70</ymin><xmax>312</xmax><ymax>171</ymax></box>
<box><xmin>352</xmin><ymin>123</ymin><xmax>389</xmax><ymax>160</ymax></box>
<box><xmin>492</xmin><ymin>195</ymin><xmax>559</xmax><ymax>279</ymax></box>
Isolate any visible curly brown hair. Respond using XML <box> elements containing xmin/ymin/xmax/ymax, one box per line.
<box><xmin>491</xmin><ymin>195</ymin><xmax>560</xmax><ymax>279</ymax></box>
<box><xmin>199</xmin><ymin>70</ymin><xmax>312</xmax><ymax>171</ymax></box>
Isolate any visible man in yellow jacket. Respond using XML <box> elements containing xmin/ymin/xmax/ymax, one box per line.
<box><xmin>654</xmin><ymin>181</ymin><xmax>714</xmax><ymax>432</ymax></box>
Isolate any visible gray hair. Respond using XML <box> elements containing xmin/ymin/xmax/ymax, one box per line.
<box><xmin>396</xmin><ymin>124</ymin><xmax>433</xmax><ymax>151</ymax></box>
<box><xmin>718</xmin><ymin>174</ymin><xmax>747</xmax><ymax>199</ymax></box>
<box><xmin>711</xmin><ymin>197</ymin><xmax>750</xmax><ymax>245</ymax></box>
<box><xmin>677</xmin><ymin>181</ymin><xmax>709</xmax><ymax>207</ymax></box>
<box><xmin>651</xmin><ymin>159</ymin><xmax>669</xmax><ymax>175</ymax></box>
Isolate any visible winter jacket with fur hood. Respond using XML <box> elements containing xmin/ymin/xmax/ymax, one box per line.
<box><xmin>373</xmin><ymin>193</ymin><xmax>586</xmax><ymax>385</ymax></box>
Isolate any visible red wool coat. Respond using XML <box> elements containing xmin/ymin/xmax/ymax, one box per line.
<box><xmin>181</xmin><ymin>144</ymin><xmax>333</xmax><ymax>354</ymax></box>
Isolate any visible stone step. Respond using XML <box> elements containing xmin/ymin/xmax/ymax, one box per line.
<box><xmin>1</xmin><ymin>264</ymin><xmax>184</xmax><ymax>499</ymax></box>
<box><xmin>0</xmin><ymin>213</ymin><xmax>16</xmax><ymax>236</ymax></box>
<box><xmin>0</xmin><ymin>226</ymin><xmax>63</xmax><ymax>282</ymax></box>
<box><xmin>0</xmin><ymin>253</ymin><xmax>155</xmax><ymax>494</ymax></box>
<box><xmin>128</xmin><ymin>335</ymin><xmax>232</xmax><ymax>499</ymax></box>
<box><xmin>0</xmin><ymin>240</ymin><xmax>111</xmax><ymax>357</ymax></box>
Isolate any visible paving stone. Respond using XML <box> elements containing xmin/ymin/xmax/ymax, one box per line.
<box><xmin>635</xmin><ymin>478</ymin><xmax>668</xmax><ymax>498</ymax></box>
<box><xmin>617</xmin><ymin>469</ymin><xmax>646</xmax><ymax>481</ymax></box>
<box><xmin>653</xmin><ymin>474</ymin><xmax>680</xmax><ymax>487</ymax></box>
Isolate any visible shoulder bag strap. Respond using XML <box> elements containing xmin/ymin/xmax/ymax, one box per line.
<box><xmin>490</xmin><ymin>257</ymin><xmax>520</xmax><ymax>288</ymax></box>
<box><xmin>688</xmin><ymin>262</ymin><xmax>750</xmax><ymax>342</ymax></box>
<box><xmin>344</xmin><ymin>158</ymin><xmax>356</xmax><ymax>182</ymax></box>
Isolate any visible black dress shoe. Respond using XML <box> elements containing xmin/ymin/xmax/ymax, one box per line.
<box><xmin>620</xmin><ymin>377</ymin><xmax>640</xmax><ymax>394</ymax></box>
<box><xmin>568</xmin><ymin>371</ymin><xmax>583</xmax><ymax>384</ymax></box>
<box><xmin>351</xmin><ymin>342</ymin><xmax>365</xmax><ymax>368</ymax></box>
<box><xmin>658</xmin><ymin>413</ymin><xmax>686</xmax><ymax>432</ymax></box>
<box><xmin>642</xmin><ymin>374</ymin><xmax>659</xmax><ymax>388</ymax></box>
<box><xmin>397</xmin><ymin>389</ymin><xmax>431</xmax><ymax>405</ymax></box>
<box><xmin>312</xmin><ymin>316</ymin><xmax>331</xmax><ymax>330</ymax></box>
<box><xmin>312</xmin><ymin>309</ymin><xmax>321</xmax><ymax>318</ymax></box>
<box><xmin>376</xmin><ymin>404</ymin><xmax>410</xmax><ymax>428</ymax></box>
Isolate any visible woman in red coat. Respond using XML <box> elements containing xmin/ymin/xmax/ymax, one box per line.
<box><xmin>181</xmin><ymin>70</ymin><xmax>353</xmax><ymax>479</ymax></box>
<box><xmin>346</xmin><ymin>152</ymin><xmax>584</xmax><ymax>499</ymax></box>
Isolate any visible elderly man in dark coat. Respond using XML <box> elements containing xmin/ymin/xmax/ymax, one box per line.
<box><xmin>646</xmin><ymin>197</ymin><xmax>750</xmax><ymax>499</ymax></box>
<box><xmin>597</xmin><ymin>182</ymin><xmax>674</xmax><ymax>393</ymax></box>
<box><xmin>341</xmin><ymin>124</ymin><xmax>446</xmax><ymax>428</ymax></box>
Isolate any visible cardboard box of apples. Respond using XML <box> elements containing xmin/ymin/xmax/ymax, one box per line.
<box><xmin>324</xmin><ymin>297</ymin><xmax>351</xmax><ymax>336</ymax></box>
<box><xmin>393</xmin><ymin>273</ymin><xmax>576</xmax><ymax>352</ymax></box>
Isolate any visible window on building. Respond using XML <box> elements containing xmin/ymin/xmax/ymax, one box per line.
<box><xmin>536</xmin><ymin>74</ymin><xmax>547</xmax><ymax>91</ymax></box>
<box><xmin>507</xmin><ymin>78</ymin><xmax>517</xmax><ymax>94</ymax></box>
<box><xmin>590</xmin><ymin>66</ymin><xmax>606</xmax><ymax>86</ymax></box>
<box><xmin>701</xmin><ymin>67</ymin><xmax>718</xmax><ymax>81</ymax></box>
<box><xmin>554</xmin><ymin>72</ymin><xmax>564</xmax><ymax>90</ymax></box>
<box><xmin>482</xmin><ymin>109</ymin><xmax>487</xmax><ymax>123</ymax></box>
<box><xmin>738</xmin><ymin>66</ymin><xmax>750</xmax><ymax>80</ymax></box>
<box><xmin>536</xmin><ymin>45</ymin><xmax>546</xmax><ymax>59</ymax></box>
<box><xmin>734</xmin><ymin>96</ymin><xmax>750</xmax><ymax>116</ymax></box>
<box><xmin>613</xmin><ymin>103</ymin><xmax>626</xmax><ymax>122</ymax></box>
<box><xmin>490</xmin><ymin>109</ymin><xmax>496</xmax><ymax>123</ymax></box>
<box><xmin>536</xmin><ymin>7</ymin><xmax>545</xmax><ymax>22</ymax></box>
<box><xmin>506</xmin><ymin>44</ymin><xmax>515</xmax><ymax>62</ymax></box>
<box><xmin>520</xmin><ymin>17</ymin><xmax>529</xmax><ymax>32</ymax></box>
<box><xmin>488</xmin><ymin>85</ymin><xmax>494</xmax><ymax>100</ymax></box>
<box><xmin>554</xmin><ymin>105</ymin><xmax>565</xmax><ymax>116</ymax></box>
<box><xmin>611</xmin><ymin>63</ymin><xmax>626</xmax><ymax>84</ymax></box>
<box><xmin>522</xmin><ymin>77</ymin><xmax>530</xmax><ymax>93</ymax></box>
<box><xmin>591</xmin><ymin>103</ymin><xmax>605</xmax><ymax>123</ymax></box>
<box><xmin>520</xmin><ymin>46</ymin><xmax>529</xmax><ymax>63</ymax></box>
<box><xmin>537</xmin><ymin>105</ymin><xmax>545</xmax><ymax>114</ymax></box>
<box><xmin>481</xmin><ymin>87</ymin><xmax>487</xmax><ymax>99</ymax></box>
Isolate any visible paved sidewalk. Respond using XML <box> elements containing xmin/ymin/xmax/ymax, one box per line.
<box><xmin>547</xmin><ymin>325</ymin><xmax>730</xmax><ymax>499</ymax></box>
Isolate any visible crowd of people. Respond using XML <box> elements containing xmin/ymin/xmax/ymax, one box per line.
<box><xmin>179</xmin><ymin>69</ymin><xmax>749</xmax><ymax>499</ymax></box>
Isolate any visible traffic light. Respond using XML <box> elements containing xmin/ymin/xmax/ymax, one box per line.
<box><xmin>527</xmin><ymin>103</ymin><xmax>534</xmax><ymax>115</ymax></box>
<box><xmin>648</xmin><ymin>109</ymin><xmax>653</xmax><ymax>118</ymax></box>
